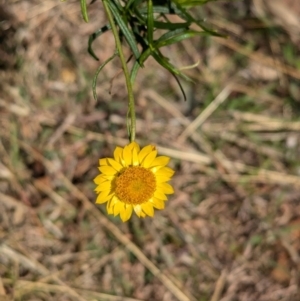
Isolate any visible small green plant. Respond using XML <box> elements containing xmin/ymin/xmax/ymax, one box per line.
<box><xmin>79</xmin><ymin>0</ymin><xmax>220</xmax><ymax>141</ymax></box>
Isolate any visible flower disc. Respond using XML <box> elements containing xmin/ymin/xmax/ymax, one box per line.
<box><xmin>115</xmin><ymin>166</ymin><xmax>156</xmax><ymax>205</ymax></box>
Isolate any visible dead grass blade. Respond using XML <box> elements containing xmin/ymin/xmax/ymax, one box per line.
<box><xmin>3</xmin><ymin>279</ymin><xmax>144</xmax><ymax>301</ymax></box>
<box><xmin>206</xmin><ymin>131</ymin><xmax>284</xmax><ymax>160</ymax></box>
<box><xmin>231</xmin><ymin>111</ymin><xmax>300</xmax><ymax>131</ymax></box>
<box><xmin>215</xmin><ymin>36</ymin><xmax>300</xmax><ymax>80</ymax></box>
<box><xmin>178</xmin><ymin>82</ymin><xmax>234</xmax><ymax>142</ymax></box>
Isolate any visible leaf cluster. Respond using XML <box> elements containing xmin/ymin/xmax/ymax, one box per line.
<box><xmin>82</xmin><ymin>0</ymin><xmax>220</xmax><ymax>99</ymax></box>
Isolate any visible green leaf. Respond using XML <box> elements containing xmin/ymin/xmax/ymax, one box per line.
<box><xmin>153</xmin><ymin>21</ymin><xmax>191</xmax><ymax>30</ymax></box>
<box><xmin>155</xmin><ymin>28</ymin><xmax>186</xmax><ymax>44</ymax></box>
<box><xmin>130</xmin><ymin>61</ymin><xmax>140</xmax><ymax>85</ymax></box>
<box><xmin>125</xmin><ymin>0</ymin><xmax>143</xmax><ymax>10</ymax></box>
<box><xmin>80</xmin><ymin>0</ymin><xmax>89</xmax><ymax>23</ymax></box>
<box><xmin>92</xmin><ymin>52</ymin><xmax>118</xmax><ymax>100</ymax></box>
<box><xmin>106</xmin><ymin>1</ymin><xmax>140</xmax><ymax>60</ymax></box>
<box><xmin>111</xmin><ymin>0</ymin><xmax>123</xmax><ymax>11</ymax></box>
<box><xmin>85</xmin><ymin>0</ymin><xmax>222</xmax><ymax>102</ymax></box>
<box><xmin>147</xmin><ymin>0</ymin><xmax>154</xmax><ymax>45</ymax></box>
<box><xmin>155</xmin><ymin>29</ymin><xmax>210</xmax><ymax>48</ymax></box>
<box><xmin>130</xmin><ymin>46</ymin><xmax>152</xmax><ymax>84</ymax></box>
<box><xmin>174</xmin><ymin>0</ymin><xmax>217</xmax><ymax>7</ymax></box>
<box><xmin>173</xmin><ymin>2</ymin><xmax>222</xmax><ymax>36</ymax></box>
<box><xmin>152</xmin><ymin>50</ymin><xmax>188</xmax><ymax>100</ymax></box>
<box><xmin>152</xmin><ymin>50</ymin><xmax>191</xmax><ymax>82</ymax></box>
<box><xmin>88</xmin><ymin>25</ymin><xmax>112</xmax><ymax>61</ymax></box>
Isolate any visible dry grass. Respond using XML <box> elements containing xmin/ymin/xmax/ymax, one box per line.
<box><xmin>1</xmin><ymin>0</ymin><xmax>300</xmax><ymax>300</ymax></box>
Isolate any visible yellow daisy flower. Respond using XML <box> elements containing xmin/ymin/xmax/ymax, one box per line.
<box><xmin>94</xmin><ymin>142</ymin><xmax>175</xmax><ymax>222</ymax></box>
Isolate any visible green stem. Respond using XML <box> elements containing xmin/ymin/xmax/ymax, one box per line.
<box><xmin>103</xmin><ymin>0</ymin><xmax>136</xmax><ymax>142</ymax></box>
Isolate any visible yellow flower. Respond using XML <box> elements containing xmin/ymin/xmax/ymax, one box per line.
<box><xmin>94</xmin><ymin>142</ymin><xmax>175</xmax><ymax>222</ymax></box>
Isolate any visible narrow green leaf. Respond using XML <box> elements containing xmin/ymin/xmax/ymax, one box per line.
<box><xmin>153</xmin><ymin>21</ymin><xmax>191</xmax><ymax>30</ymax></box>
<box><xmin>106</xmin><ymin>1</ymin><xmax>140</xmax><ymax>60</ymax></box>
<box><xmin>147</xmin><ymin>0</ymin><xmax>154</xmax><ymax>45</ymax></box>
<box><xmin>139</xmin><ymin>5</ymin><xmax>173</xmax><ymax>15</ymax></box>
<box><xmin>80</xmin><ymin>0</ymin><xmax>89</xmax><ymax>23</ymax></box>
<box><xmin>152</xmin><ymin>51</ymin><xmax>189</xmax><ymax>100</ymax></box>
<box><xmin>141</xmin><ymin>2</ymin><xmax>220</xmax><ymax>36</ymax></box>
<box><xmin>174</xmin><ymin>0</ymin><xmax>217</xmax><ymax>7</ymax></box>
<box><xmin>172</xmin><ymin>72</ymin><xmax>187</xmax><ymax>101</ymax></box>
<box><xmin>152</xmin><ymin>50</ymin><xmax>191</xmax><ymax>82</ymax></box>
<box><xmin>93</xmin><ymin>52</ymin><xmax>118</xmax><ymax>100</ymax></box>
<box><xmin>112</xmin><ymin>0</ymin><xmax>123</xmax><ymax>11</ymax></box>
<box><xmin>173</xmin><ymin>2</ymin><xmax>222</xmax><ymax>36</ymax></box>
<box><xmin>139</xmin><ymin>3</ymin><xmax>188</xmax><ymax>18</ymax></box>
<box><xmin>130</xmin><ymin>47</ymin><xmax>152</xmax><ymax>84</ymax></box>
<box><xmin>155</xmin><ymin>28</ymin><xmax>187</xmax><ymax>44</ymax></box>
<box><xmin>125</xmin><ymin>0</ymin><xmax>134</xmax><ymax>10</ymax></box>
<box><xmin>88</xmin><ymin>25</ymin><xmax>111</xmax><ymax>61</ymax></box>
<box><xmin>156</xmin><ymin>29</ymin><xmax>209</xmax><ymax>48</ymax></box>
<box><xmin>138</xmin><ymin>46</ymin><xmax>152</xmax><ymax>65</ymax></box>
<box><xmin>130</xmin><ymin>61</ymin><xmax>140</xmax><ymax>85</ymax></box>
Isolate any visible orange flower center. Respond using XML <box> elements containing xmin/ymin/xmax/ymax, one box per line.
<box><xmin>115</xmin><ymin>166</ymin><xmax>156</xmax><ymax>205</ymax></box>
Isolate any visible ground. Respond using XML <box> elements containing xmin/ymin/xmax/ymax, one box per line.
<box><xmin>1</xmin><ymin>0</ymin><xmax>300</xmax><ymax>300</ymax></box>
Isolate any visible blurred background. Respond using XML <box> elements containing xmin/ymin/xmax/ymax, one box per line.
<box><xmin>1</xmin><ymin>0</ymin><xmax>300</xmax><ymax>300</ymax></box>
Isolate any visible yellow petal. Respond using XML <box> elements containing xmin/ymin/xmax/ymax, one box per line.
<box><xmin>132</xmin><ymin>147</ymin><xmax>139</xmax><ymax>166</ymax></box>
<box><xmin>97</xmin><ymin>181</ymin><xmax>111</xmax><ymax>191</ymax></box>
<box><xmin>101</xmin><ymin>174</ymin><xmax>115</xmax><ymax>181</ymax></box>
<box><xmin>120</xmin><ymin>205</ymin><xmax>133</xmax><ymax>222</ymax></box>
<box><xmin>114</xmin><ymin>146</ymin><xmax>123</xmax><ymax>164</ymax></box>
<box><xmin>114</xmin><ymin>201</ymin><xmax>125</xmax><ymax>216</ymax></box>
<box><xmin>142</xmin><ymin>150</ymin><xmax>157</xmax><ymax>168</ymax></box>
<box><xmin>155</xmin><ymin>174</ymin><xmax>172</xmax><ymax>183</ymax></box>
<box><xmin>99</xmin><ymin>166</ymin><xmax>118</xmax><ymax>176</ymax></box>
<box><xmin>156</xmin><ymin>167</ymin><xmax>175</xmax><ymax>178</ymax></box>
<box><xmin>94</xmin><ymin>186</ymin><xmax>101</xmax><ymax>193</ymax></box>
<box><xmin>106</xmin><ymin>199</ymin><xmax>114</xmax><ymax>214</ymax></box>
<box><xmin>154</xmin><ymin>190</ymin><xmax>168</xmax><ymax>200</ymax></box>
<box><xmin>151</xmin><ymin>198</ymin><xmax>165</xmax><ymax>209</ymax></box>
<box><xmin>111</xmin><ymin>195</ymin><xmax>119</xmax><ymax>205</ymax></box>
<box><xmin>122</xmin><ymin>145</ymin><xmax>132</xmax><ymax>166</ymax></box>
<box><xmin>150</xmin><ymin>166</ymin><xmax>164</xmax><ymax>173</ymax></box>
<box><xmin>106</xmin><ymin>196</ymin><xmax>119</xmax><ymax>214</ymax></box>
<box><xmin>157</xmin><ymin>182</ymin><xmax>174</xmax><ymax>194</ymax></box>
<box><xmin>99</xmin><ymin>158</ymin><xmax>108</xmax><ymax>166</ymax></box>
<box><xmin>96</xmin><ymin>190</ymin><xmax>111</xmax><ymax>204</ymax></box>
<box><xmin>141</xmin><ymin>202</ymin><xmax>154</xmax><ymax>217</ymax></box>
<box><xmin>108</xmin><ymin>158</ymin><xmax>123</xmax><ymax>172</ymax></box>
<box><xmin>130</xmin><ymin>141</ymin><xmax>140</xmax><ymax>153</ymax></box>
<box><xmin>150</xmin><ymin>156</ymin><xmax>170</xmax><ymax>167</ymax></box>
<box><xmin>133</xmin><ymin>204</ymin><xmax>142</xmax><ymax>217</ymax></box>
<box><xmin>94</xmin><ymin>175</ymin><xmax>108</xmax><ymax>184</ymax></box>
<box><xmin>138</xmin><ymin>145</ymin><xmax>155</xmax><ymax>163</ymax></box>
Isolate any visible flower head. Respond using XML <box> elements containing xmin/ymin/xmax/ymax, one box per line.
<box><xmin>94</xmin><ymin>142</ymin><xmax>174</xmax><ymax>222</ymax></box>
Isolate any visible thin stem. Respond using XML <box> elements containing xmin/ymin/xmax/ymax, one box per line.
<box><xmin>102</xmin><ymin>0</ymin><xmax>136</xmax><ymax>142</ymax></box>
